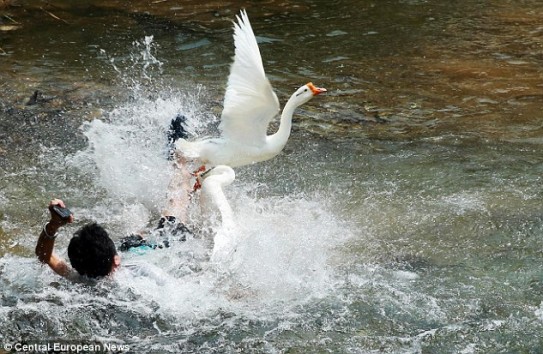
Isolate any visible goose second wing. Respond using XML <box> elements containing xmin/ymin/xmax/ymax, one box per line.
<box><xmin>219</xmin><ymin>10</ymin><xmax>280</xmax><ymax>148</ymax></box>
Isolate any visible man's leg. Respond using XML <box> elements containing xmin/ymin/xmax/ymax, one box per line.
<box><xmin>162</xmin><ymin>155</ymin><xmax>192</xmax><ymax>223</ymax></box>
<box><xmin>163</xmin><ymin>114</ymin><xmax>192</xmax><ymax>223</ymax></box>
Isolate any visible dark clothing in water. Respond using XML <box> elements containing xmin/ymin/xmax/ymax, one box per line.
<box><xmin>119</xmin><ymin>216</ymin><xmax>192</xmax><ymax>252</ymax></box>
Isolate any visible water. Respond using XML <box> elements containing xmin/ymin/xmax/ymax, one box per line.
<box><xmin>1</xmin><ymin>1</ymin><xmax>543</xmax><ymax>353</ymax></box>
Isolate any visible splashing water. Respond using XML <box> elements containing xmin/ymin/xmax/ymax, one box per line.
<box><xmin>101</xmin><ymin>35</ymin><xmax>164</xmax><ymax>87</ymax></box>
<box><xmin>66</xmin><ymin>82</ymin><xmax>350</xmax><ymax>299</ymax></box>
<box><xmin>0</xmin><ymin>36</ymin><xmax>356</xmax><ymax>351</ymax></box>
<box><xmin>69</xmin><ymin>92</ymin><xmax>202</xmax><ymax>212</ymax></box>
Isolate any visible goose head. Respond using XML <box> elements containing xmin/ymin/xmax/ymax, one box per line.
<box><xmin>291</xmin><ymin>82</ymin><xmax>327</xmax><ymax>106</ymax></box>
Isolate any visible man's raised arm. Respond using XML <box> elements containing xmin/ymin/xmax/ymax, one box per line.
<box><xmin>35</xmin><ymin>199</ymin><xmax>74</xmax><ymax>277</ymax></box>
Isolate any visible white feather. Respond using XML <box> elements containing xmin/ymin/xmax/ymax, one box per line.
<box><xmin>219</xmin><ymin>10</ymin><xmax>280</xmax><ymax>148</ymax></box>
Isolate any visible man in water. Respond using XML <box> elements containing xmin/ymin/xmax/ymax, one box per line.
<box><xmin>35</xmin><ymin>116</ymin><xmax>194</xmax><ymax>279</ymax></box>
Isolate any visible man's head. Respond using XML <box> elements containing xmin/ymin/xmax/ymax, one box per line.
<box><xmin>68</xmin><ymin>223</ymin><xmax>120</xmax><ymax>278</ymax></box>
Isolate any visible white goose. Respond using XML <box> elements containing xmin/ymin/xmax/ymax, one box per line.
<box><xmin>176</xmin><ymin>10</ymin><xmax>326</xmax><ymax>168</ymax></box>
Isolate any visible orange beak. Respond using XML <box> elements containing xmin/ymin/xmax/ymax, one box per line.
<box><xmin>307</xmin><ymin>82</ymin><xmax>327</xmax><ymax>96</ymax></box>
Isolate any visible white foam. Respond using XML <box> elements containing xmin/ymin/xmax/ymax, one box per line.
<box><xmin>62</xmin><ymin>84</ymin><xmax>351</xmax><ymax>321</ymax></box>
<box><xmin>106</xmin><ymin>190</ymin><xmax>350</xmax><ymax>319</ymax></box>
<box><xmin>68</xmin><ymin>89</ymin><xmax>210</xmax><ymax>213</ymax></box>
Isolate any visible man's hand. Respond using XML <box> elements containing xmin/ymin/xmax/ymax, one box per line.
<box><xmin>48</xmin><ymin>199</ymin><xmax>74</xmax><ymax>228</ymax></box>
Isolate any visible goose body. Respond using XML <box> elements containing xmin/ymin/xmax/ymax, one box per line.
<box><xmin>176</xmin><ymin>10</ymin><xmax>326</xmax><ymax>167</ymax></box>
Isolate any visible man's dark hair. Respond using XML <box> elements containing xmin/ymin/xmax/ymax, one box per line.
<box><xmin>68</xmin><ymin>223</ymin><xmax>117</xmax><ymax>278</ymax></box>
